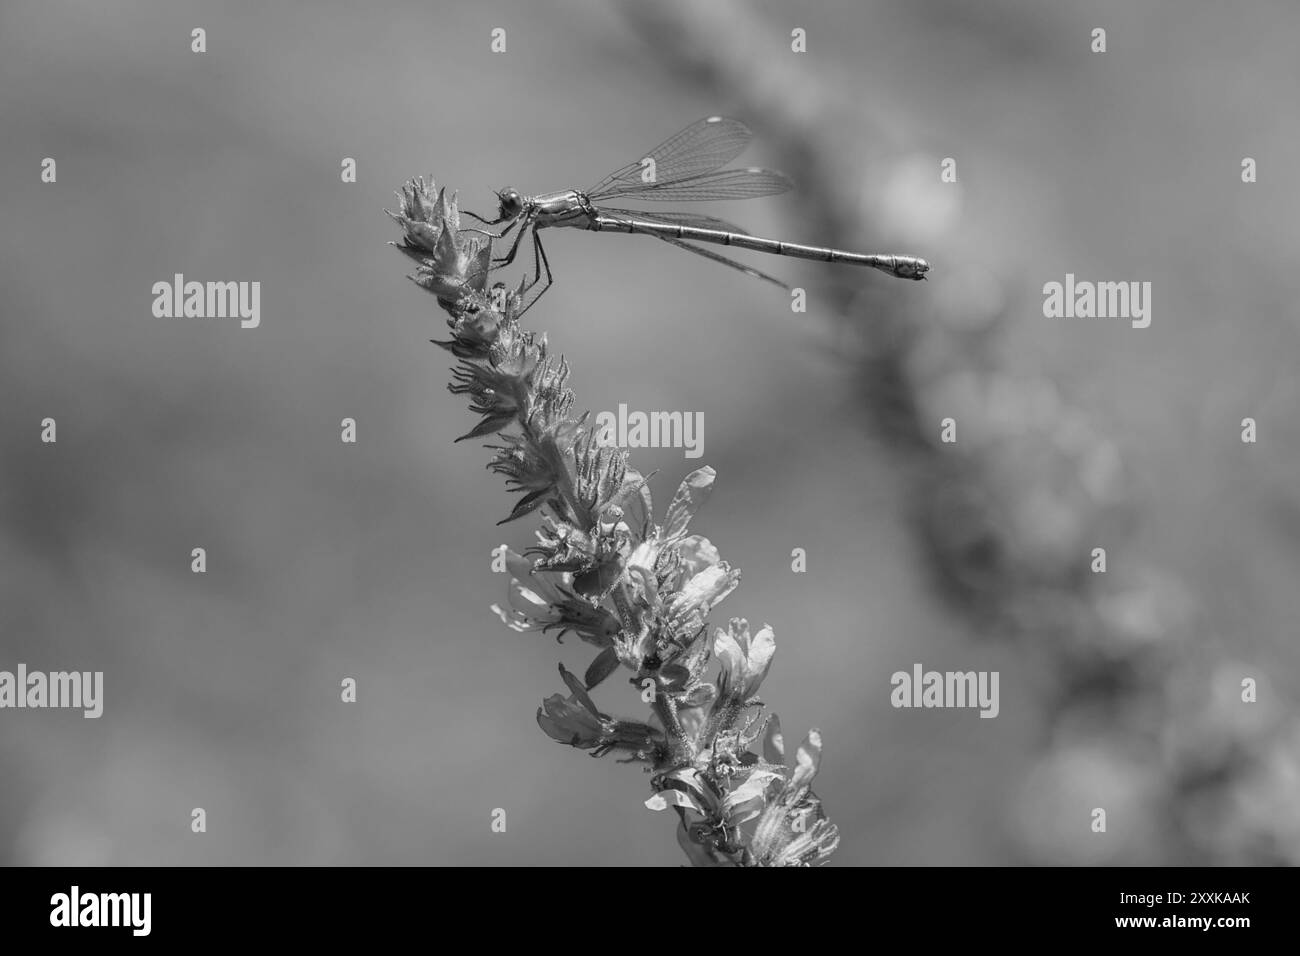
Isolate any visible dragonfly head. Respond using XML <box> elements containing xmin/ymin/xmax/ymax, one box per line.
<box><xmin>495</xmin><ymin>187</ymin><xmax>525</xmax><ymax>219</ymax></box>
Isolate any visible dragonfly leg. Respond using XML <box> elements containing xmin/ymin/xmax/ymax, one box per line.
<box><xmin>493</xmin><ymin>219</ymin><xmax>531</xmax><ymax>267</ymax></box>
<box><xmin>464</xmin><ymin>189</ymin><xmax>514</xmax><ymax>228</ymax></box>
<box><xmin>462</xmin><ymin>208</ymin><xmax>504</xmax><ymax>226</ymax></box>
<box><xmin>461</xmin><ymin>219</ymin><xmax>519</xmax><ymax>241</ymax></box>
<box><xmin>516</xmin><ymin>230</ymin><xmax>553</xmax><ymax>320</ymax></box>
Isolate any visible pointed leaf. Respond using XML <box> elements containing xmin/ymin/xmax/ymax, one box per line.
<box><xmin>403</xmin><ymin>219</ymin><xmax>442</xmax><ymax>252</ymax></box>
<box><xmin>469</xmin><ymin>242</ymin><xmax>492</xmax><ymax>293</ymax></box>
<box><xmin>498</xmin><ymin>488</ymin><xmax>550</xmax><ymax>525</ymax></box>
<box><xmin>559</xmin><ymin>663</ymin><xmax>599</xmax><ymax>715</ymax></box>
<box><xmin>584</xmin><ymin>646</ymin><xmax>620</xmax><ymax>691</ymax></box>
<box><xmin>455</xmin><ymin>411</ymin><xmax>515</xmax><ymax>442</ymax></box>
<box><xmin>436</xmin><ymin>186</ymin><xmax>459</xmax><ymax>230</ymax></box>
<box><xmin>434</xmin><ymin>210</ymin><xmax>459</xmax><ymax>261</ymax></box>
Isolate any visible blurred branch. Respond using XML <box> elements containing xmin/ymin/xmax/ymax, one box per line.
<box><xmin>617</xmin><ymin>0</ymin><xmax>1297</xmax><ymax>865</ymax></box>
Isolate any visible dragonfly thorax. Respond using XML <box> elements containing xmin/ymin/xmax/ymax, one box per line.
<box><xmin>529</xmin><ymin>189</ymin><xmax>597</xmax><ymax>229</ymax></box>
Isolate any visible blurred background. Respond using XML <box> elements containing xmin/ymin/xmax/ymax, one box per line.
<box><xmin>1</xmin><ymin>0</ymin><xmax>1298</xmax><ymax>865</ymax></box>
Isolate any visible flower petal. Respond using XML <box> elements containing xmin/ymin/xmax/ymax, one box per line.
<box><xmin>790</xmin><ymin>728</ymin><xmax>823</xmax><ymax>791</ymax></box>
<box><xmin>663</xmin><ymin>466</ymin><xmax>716</xmax><ymax>539</ymax></box>
<box><xmin>506</xmin><ymin>581</ymin><xmax>562</xmax><ymax>626</ymax></box>
<box><xmin>745</xmin><ymin>624</ymin><xmax>777</xmax><ymax>691</ymax></box>
<box><xmin>645</xmin><ymin>789</ymin><xmax>702</xmax><ymax>812</ymax></box>
<box><xmin>674</xmin><ymin>535</ymin><xmax>720</xmax><ymax>578</ymax></box>
<box><xmin>712</xmin><ymin>625</ymin><xmax>744</xmax><ymax>683</ymax></box>
<box><xmin>505</xmin><ymin>550</ymin><xmax>535</xmax><ymax>583</ymax></box>
<box><xmin>626</xmin><ymin>541</ymin><xmax>659</xmax><ymax>578</ymax></box>
<box><xmin>676</xmin><ymin>563</ymin><xmax>738</xmax><ymax>613</ymax></box>
<box><xmin>721</xmin><ymin>768</ymin><xmax>783</xmax><ymax>815</ymax></box>
<box><xmin>490</xmin><ymin>603</ymin><xmax>538</xmax><ymax>632</ymax></box>
<box><xmin>762</xmin><ymin>714</ymin><xmax>785</xmax><ymax>765</ymax></box>
<box><xmin>680</xmin><ymin>682</ymin><xmax>717</xmax><ymax>709</ymax></box>
<box><xmin>612</xmin><ymin>467</ymin><xmax>654</xmax><ymax>539</ymax></box>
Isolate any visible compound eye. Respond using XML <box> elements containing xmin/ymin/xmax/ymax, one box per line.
<box><xmin>499</xmin><ymin>189</ymin><xmax>523</xmax><ymax>215</ymax></box>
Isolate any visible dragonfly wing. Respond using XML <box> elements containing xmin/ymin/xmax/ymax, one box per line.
<box><xmin>596</xmin><ymin>206</ymin><xmax>753</xmax><ymax>236</ymax></box>
<box><xmin>587</xmin><ymin>116</ymin><xmax>753</xmax><ymax>198</ymax></box>
<box><xmin>657</xmin><ymin>237</ymin><xmax>789</xmax><ymax>289</ymax></box>
<box><xmin>597</xmin><ymin>166</ymin><xmax>794</xmax><ymax>203</ymax></box>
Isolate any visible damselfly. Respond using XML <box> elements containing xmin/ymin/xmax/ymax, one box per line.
<box><xmin>464</xmin><ymin>116</ymin><xmax>929</xmax><ymax>315</ymax></box>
